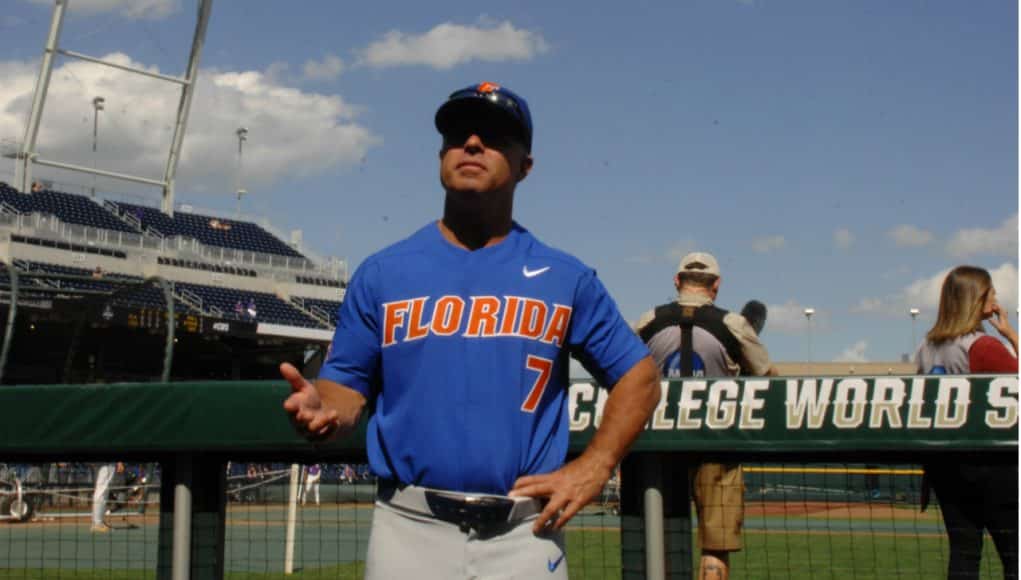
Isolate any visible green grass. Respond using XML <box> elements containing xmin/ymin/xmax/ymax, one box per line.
<box><xmin>732</xmin><ymin>531</ymin><xmax>1005</xmax><ymax>579</ymax></box>
<box><xmin>0</xmin><ymin>528</ymin><xmax>1009</xmax><ymax>579</ymax></box>
<box><xmin>567</xmin><ymin>529</ymin><xmax>622</xmax><ymax>579</ymax></box>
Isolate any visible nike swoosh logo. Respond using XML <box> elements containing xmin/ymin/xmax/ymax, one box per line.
<box><xmin>523</xmin><ymin>266</ymin><xmax>550</xmax><ymax>278</ymax></box>
<box><xmin>547</xmin><ymin>553</ymin><xmax>565</xmax><ymax>572</ymax></box>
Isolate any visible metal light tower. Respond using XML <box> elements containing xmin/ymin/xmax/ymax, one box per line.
<box><xmin>17</xmin><ymin>0</ymin><xmax>215</xmax><ymax>217</ymax></box>
<box><xmin>90</xmin><ymin>96</ymin><xmax>104</xmax><ymax>197</ymax></box>
<box><xmin>909</xmin><ymin>308</ymin><xmax>920</xmax><ymax>351</ymax></box>
<box><xmin>235</xmin><ymin>127</ymin><xmax>248</xmax><ymax>216</ymax></box>
<box><xmin>804</xmin><ymin>307</ymin><xmax>815</xmax><ymax>362</ymax></box>
<box><xmin>91</xmin><ymin>96</ymin><xmax>104</xmax><ymax>153</ymax></box>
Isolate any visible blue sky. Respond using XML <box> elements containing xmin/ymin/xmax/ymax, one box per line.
<box><xmin>0</xmin><ymin>0</ymin><xmax>1016</xmax><ymax>363</ymax></box>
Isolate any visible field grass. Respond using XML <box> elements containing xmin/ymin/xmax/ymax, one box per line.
<box><xmin>0</xmin><ymin>514</ymin><xmax>1010</xmax><ymax>579</ymax></box>
<box><xmin>732</xmin><ymin>529</ymin><xmax>1005</xmax><ymax>579</ymax></box>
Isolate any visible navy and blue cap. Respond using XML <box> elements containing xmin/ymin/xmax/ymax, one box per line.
<box><xmin>435</xmin><ymin>82</ymin><xmax>533</xmax><ymax>152</ymax></box>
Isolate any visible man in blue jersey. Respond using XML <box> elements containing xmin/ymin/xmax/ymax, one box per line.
<box><xmin>281</xmin><ymin>81</ymin><xmax>659</xmax><ymax>579</ymax></box>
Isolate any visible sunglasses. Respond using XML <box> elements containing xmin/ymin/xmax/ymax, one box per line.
<box><xmin>441</xmin><ymin>125</ymin><xmax>521</xmax><ymax>150</ymax></box>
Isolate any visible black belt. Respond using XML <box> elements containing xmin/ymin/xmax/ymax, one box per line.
<box><xmin>377</xmin><ymin>480</ymin><xmax>543</xmax><ymax>533</ymax></box>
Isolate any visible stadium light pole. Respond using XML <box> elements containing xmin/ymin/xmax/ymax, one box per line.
<box><xmin>804</xmin><ymin>307</ymin><xmax>815</xmax><ymax>362</ymax></box>
<box><xmin>235</xmin><ymin>127</ymin><xmax>248</xmax><ymax>216</ymax></box>
<box><xmin>909</xmin><ymin>308</ymin><xmax>920</xmax><ymax>352</ymax></box>
<box><xmin>90</xmin><ymin>96</ymin><xmax>104</xmax><ymax>198</ymax></box>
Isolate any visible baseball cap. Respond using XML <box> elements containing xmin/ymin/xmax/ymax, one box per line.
<box><xmin>677</xmin><ymin>252</ymin><xmax>721</xmax><ymax>277</ymax></box>
<box><xmin>435</xmin><ymin>82</ymin><xmax>533</xmax><ymax>152</ymax></box>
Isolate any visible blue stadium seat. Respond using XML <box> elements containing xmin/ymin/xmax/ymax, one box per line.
<box><xmin>114</xmin><ymin>202</ymin><xmax>305</xmax><ymax>259</ymax></box>
<box><xmin>0</xmin><ymin>186</ymin><xmax>137</xmax><ymax>233</ymax></box>
<box><xmin>176</xmin><ymin>283</ymin><xmax>325</xmax><ymax>328</ymax></box>
<box><xmin>15</xmin><ymin>262</ymin><xmax>183</xmax><ymax>311</ymax></box>
<box><xmin>294</xmin><ymin>297</ymin><xmax>342</xmax><ymax>326</ymax></box>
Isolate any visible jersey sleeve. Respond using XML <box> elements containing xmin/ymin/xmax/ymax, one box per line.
<box><xmin>317</xmin><ymin>260</ymin><xmax>382</xmax><ymax>397</ymax></box>
<box><xmin>968</xmin><ymin>335</ymin><xmax>1019</xmax><ymax>373</ymax></box>
<box><xmin>567</xmin><ymin>271</ymin><xmax>650</xmax><ymax>388</ymax></box>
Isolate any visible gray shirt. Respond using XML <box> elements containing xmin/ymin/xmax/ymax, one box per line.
<box><xmin>914</xmin><ymin>331</ymin><xmax>983</xmax><ymax>374</ymax></box>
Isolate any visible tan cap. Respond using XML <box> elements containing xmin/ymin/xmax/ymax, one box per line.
<box><xmin>677</xmin><ymin>252</ymin><xmax>720</xmax><ymax>277</ymax></box>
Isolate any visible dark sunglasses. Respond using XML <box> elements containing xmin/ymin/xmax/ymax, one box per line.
<box><xmin>442</xmin><ymin>125</ymin><xmax>520</xmax><ymax>150</ymax></box>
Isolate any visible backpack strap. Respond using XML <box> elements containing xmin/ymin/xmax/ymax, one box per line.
<box><xmin>678</xmin><ymin>306</ymin><xmax>696</xmax><ymax>377</ymax></box>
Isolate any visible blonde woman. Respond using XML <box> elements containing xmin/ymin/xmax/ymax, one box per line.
<box><xmin>915</xmin><ymin>265</ymin><xmax>1017</xmax><ymax>579</ymax></box>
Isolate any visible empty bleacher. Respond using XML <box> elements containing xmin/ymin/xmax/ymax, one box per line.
<box><xmin>158</xmin><ymin>256</ymin><xmax>257</xmax><ymax>278</ymax></box>
<box><xmin>0</xmin><ymin>184</ymin><xmax>343</xmax><ymax>332</ymax></box>
<box><xmin>293</xmin><ymin>297</ymin><xmax>342</xmax><ymax>326</ymax></box>
<box><xmin>115</xmin><ymin>202</ymin><xmax>304</xmax><ymax>258</ymax></box>
<box><xmin>175</xmin><ymin>283</ymin><xmax>326</xmax><ymax>328</ymax></box>
<box><xmin>295</xmin><ymin>274</ymin><xmax>345</xmax><ymax>288</ymax></box>
<box><xmin>11</xmin><ymin>234</ymin><xmax>127</xmax><ymax>259</ymax></box>
<box><xmin>13</xmin><ymin>261</ymin><xmax>173</xmax><ymax>311</ymax></box>
<box><xmin>0</xmin><ymin>184</ymin><xmax>137</xmax><ymax>233</ymax></box>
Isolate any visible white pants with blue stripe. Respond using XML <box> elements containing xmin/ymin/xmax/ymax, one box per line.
<box><xmin>366</xmin><ymin>500</ymin><xmax>568</xmax><ymax>579</ymax></box>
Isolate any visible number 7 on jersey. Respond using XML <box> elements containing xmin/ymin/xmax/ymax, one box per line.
<box><xmin>521</xmin><ymin>355</ymin><xmax>553</xmax><ymax>412</ymax></box>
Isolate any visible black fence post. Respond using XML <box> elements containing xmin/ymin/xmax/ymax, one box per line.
<box><xmin>191</xmin><ymin>455</ymin><xmax>227</xmax><ymax>579</ymax></box>
<box><xmin>620</xmin><ymin>452</ymin><xmax>694</xmax><ymax>579</ymax></box>
<box><xmin>156</xmin><ymin>456</ymin><xmax>176</xmax><ymax>580</ymax></box>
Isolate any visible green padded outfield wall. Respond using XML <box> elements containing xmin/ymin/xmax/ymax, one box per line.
<box><xmin>0</xmin><ymin>375</ymin><xmax>1015</xmax><ymax>456</ymax></box>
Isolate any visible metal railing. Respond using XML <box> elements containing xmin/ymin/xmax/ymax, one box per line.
<box><xmin>0</xmin><ymin>210</ymin><xmax>346</xmax><ymax>279</ymax></box>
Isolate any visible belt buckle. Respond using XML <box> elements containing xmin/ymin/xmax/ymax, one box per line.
<box><xmin>426</xmin><ymin>491</ymin><xmax>514</xmax><ymax>532</ymax></box>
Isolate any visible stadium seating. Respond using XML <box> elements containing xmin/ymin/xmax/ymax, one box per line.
<box><xmin>11</xmin><ymin>234</ymin><xmax>127</xmax><ymax>259</ymax></box>
<box><xmin>114</xmin><ymin>202</ymin><xmax>304</xmax><ymax>258</ymax></box>
<box><xmin>14</xmin><ymin>261</ymin><xmax>174</xmax><ymax>311</ymax></box>
<box><xmin>295</xmin><ymin>275</ymin><xmax>345</xmax><ymax>288</ymax></box>
<box><xmin>0</xmin><ymin>184</ymin><xmax>137</xmax><ymax>233</ymax></box>
<box><xmin>175</xmin><ymin>282</ymin><xmax>326</xmax><ymax>328</ymax></box>
<box><xmin>294</xmin><ymin>297</ymin><xmax>341</xmax><ymax>326</ymax></box>
<box><xmin>157</xmin><ymin>256</ymin><xmax>256</xmax><ymax>278</ymax></box>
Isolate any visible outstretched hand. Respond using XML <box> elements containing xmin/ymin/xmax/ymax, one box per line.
<box><xmin>509</xmin><ymin>454</ymin><xmax>614</xmax><ymax>533</ymax></box>
<box><xmin>280</xmin><ymin>362</ymin><xmax>340</xmax><ymax>441</ymax></box>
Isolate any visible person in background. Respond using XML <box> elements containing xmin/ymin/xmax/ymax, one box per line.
<box><xmin>91</xmin><ymin>462</ymin><xmax>123</xmax><ymax>533</ymax></box>
<box><xmin>635</xmin><ymin>252</ymin><xmax>777</xmax><ymax>580</ymax></box>
<box><xmin>300</xmin><ymin>464</ymin><xmax>322</xmax><ymax>506</ymax></box>
<box><xmin>915</xmin><ymin>265</ymin><xmax>1018</xmax><ymax>580</ymax></box>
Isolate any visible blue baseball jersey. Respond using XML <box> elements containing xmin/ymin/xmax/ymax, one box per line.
<box><xmin>318</xmin><ymin>222</ymin><xmax>648</xmax><ymax>495</ymax></box>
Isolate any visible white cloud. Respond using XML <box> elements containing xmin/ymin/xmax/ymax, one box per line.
<box><xmin>26</xmin><ymin>0</ymin><xmax>179</xmax><ymax>20</ymax></box>
<box><xmin>751</xmin><ymin>235</ymin><xmax>785</xmax><ymax>254</ymax></box>
<box><xmin>358</xmin><ymin>21</ymin><xmax>549</xmax><ymax>70</ymax></box>
<box><xmin>0</xmin><ymin>53</ymin><xmax>379</xmax><ymax>195</ymax></box>
<box><xmin>857</xmin><ymin>262</ymin><xmax>1018</xmax><ymax>317</ymax></box>
<box><xmin>834</xmin><ymin>228</ymin><xmax>854</xmax><ymax>249</ymax></box>
<box><xmin>888</xmin><ymin>224</ymin><xmax>933</xmax><ymax>248</ymax></box>
<box><xmin>766</xmin><ymin>300</ymin><xmax>821</xmax><ymax>334</ymax></box>
<box><xmin>302</xmin><ymin>54</ymin><xmax>345</xmax><ymax>82</ymax></box>
<box><xmin>946</xmin><ymin>214</ymin><xmax>1018</xmax><ymax>258</ymax></box>
<box><xmin>834</xmin><ymin>340</ymin><xmax>869</xmax><ymax>362</ymax></box>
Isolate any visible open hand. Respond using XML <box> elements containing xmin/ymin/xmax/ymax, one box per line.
<box><xmin>280</xmin><ymin>362</ymin><xmax>340</xmax><ymax>441</ymax></box>
<box><xmin>509</xmin><ymin>454</ymin><xmax>613</xmax><ymax>533</ymax></box>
